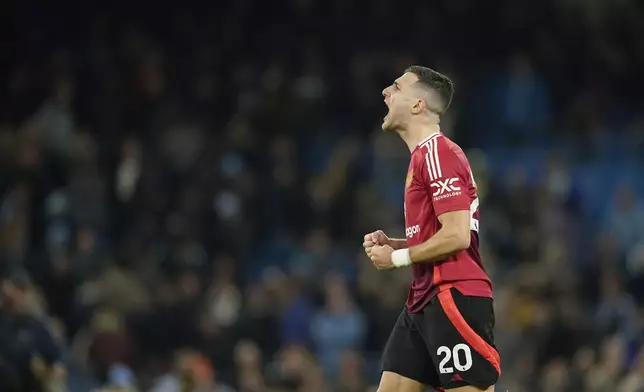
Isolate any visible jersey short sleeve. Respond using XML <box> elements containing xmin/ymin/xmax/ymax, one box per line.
<box><xmin>420</xmin><ymin>137</ymin><xmax>471</xmax><ymax>216</ymax></box>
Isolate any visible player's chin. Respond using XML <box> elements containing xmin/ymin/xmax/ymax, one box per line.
<box><xmin>381</xmin><ymin>116</ymin><xmax>393</xmax><ymax>131</ymax></box>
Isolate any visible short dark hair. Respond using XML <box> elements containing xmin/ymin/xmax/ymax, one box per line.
<box><xmin>405</xmin><ymin>65</ymin><xmax>454</xmax><ymax>115</ymax></box>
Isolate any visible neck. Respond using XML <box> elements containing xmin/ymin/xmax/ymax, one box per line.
<box><xmin>399</xmin><ymin>123</ymin><xmax>441</xmax><ymax>152</ymax></box>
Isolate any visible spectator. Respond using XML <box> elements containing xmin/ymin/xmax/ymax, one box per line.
<box><xmin>101</xmin><ymin>364</ymin><xmax>138</xmax><ymax>392</ymax></box>
<box><xmin>72</xmin><ymin>308</ymin><xmax>133</xmax><ymax>384</ymax></box>
<box><xmin>0</xmin><ymin>271</ymin><xmax>66</xmax><ymax>391</ymax></box>
<box><xmin>311</xmin><ymin>273</ymin><xmax>366</xmax><ymax>377</ymax></box>
<box><xmin>605</xmin><ymin>186</ymin><xmax>644</xmax><ymax>255</ymax></box>
<box><xmin>335</xmin><ymin>351</ymin><xmax>368</xmax><ymax>392</ymax></box>
<box><xmin>150</xmin><ymin>350</ymin><xmax>234</xmax><ymax>392</ymax></box>
<box><xmin>496</xmin><ymin>54</ymin><xmax>551</xmax><ymax>145</ymax></box>
<box><xmin>586</xmin><ymin>336</ymin><xmax>627</xmax><ymax>392</ymax></box>
<box><xmin>595</xmin><ymin>271</ymin><xmax>637</xmax><ymax>335</ymax></box>
<box><xmin>279</xmin><ymin>279</ymin><xmax>315</xmax><ymax>348</ymax></box>
<box><xmin>232</xmin><ymin>341</ymin><xmax>266</xmax><ymax>392</ymax></box>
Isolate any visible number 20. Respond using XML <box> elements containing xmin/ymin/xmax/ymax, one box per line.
<box><xmin>437</xmin><ymin>344</ymin><xmax>473</xmax><ymax>374</ymax></box>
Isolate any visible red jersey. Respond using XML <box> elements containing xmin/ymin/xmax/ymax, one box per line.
<box><xmin>404</xmin><ymin>132</ymin><xmax>492</xmax><ymax>313</ymax></box>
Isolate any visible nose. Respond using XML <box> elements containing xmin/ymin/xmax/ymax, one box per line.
<box><xmin>382</xmin><ymin>87</ymin><xmax>390</xmax><ymax>98</ymax></box>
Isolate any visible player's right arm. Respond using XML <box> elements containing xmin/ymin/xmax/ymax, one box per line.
<box><xmin>400</xmin><ymin>138</ymin><xmax>474</xmax><ymax>266</ymax></box>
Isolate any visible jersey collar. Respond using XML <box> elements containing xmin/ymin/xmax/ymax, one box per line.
<box><xmin>416</xmin><ymin>131</ymin><xmax>442</xmax><ymax>148</ymax></box>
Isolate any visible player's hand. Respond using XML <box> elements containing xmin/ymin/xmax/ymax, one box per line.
<box><xmin>363</xmin><ymin>230</ymin><xmax>389</xmax><ymax>257</ymax></box>
<box><xmin>363</xmin><ymin>233</ymin><xmax>375</xmax><ymax>257</ymax></box>
<box><xmin>370</xmin><ymin>230</ymin><xmax>389</xmax><ymax>246</ymax></box>
<box><xmin>370</xmin><ymin>244</ymin><xmax>395</xmax><ymax>270</ymax></box>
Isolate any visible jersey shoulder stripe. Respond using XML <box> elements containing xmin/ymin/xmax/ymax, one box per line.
<box><xmin>420</xmin><ymin>133</ymin><xmax>443</xmax><ymax>181</ymax></box>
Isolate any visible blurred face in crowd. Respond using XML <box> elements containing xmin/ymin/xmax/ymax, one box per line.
<box><xmin>1</xmin><ymin>280</ymin><xmax>28</xmax><ymax>312</ymax></box>
<box><xmin>381</xmin><ymin>72</ymin><xmax>423</xmax><ymax>132</ymax></box>
<box><xmin>174</xmin><ymin>350</ymin><xmax>214</xmax><ymax>388</ymax></box>
<box><xmin>323</xmin><ymin>272</ymin><xmax>351</xmax><ymax>314</ymax></box>
<box><xmin>234</xmin><ymin>340</ymin><xmax>262</xmax><ymax>369</ymax></box>
<box><xmin>90</xmin><ymin>309</ymin><xmax>122</xmax><ymax>333</ymax></box>
<box><xmin>279</xmin><ymin>346</ymin><xmax>311</xmax><ymax>377</ymax></box>
<box><xmin>53</xmin><ymin>78</ymin><xmax>74</xmax><ymax>106</ymax></box>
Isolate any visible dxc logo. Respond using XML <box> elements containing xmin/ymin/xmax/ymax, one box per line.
<box><xmin>431</xmin><ymin>178</ymin><xmax>461</xmax><ymax>197</ymax></box>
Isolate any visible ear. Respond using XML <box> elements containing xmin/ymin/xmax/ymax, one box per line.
<box><xmin>410</xmin><ymin>99</ymin><xmax>425</xmax><ymax>115</ymax></box>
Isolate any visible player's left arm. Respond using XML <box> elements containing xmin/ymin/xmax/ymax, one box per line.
<box><xmin>408</xmin><ymin>210</ymin><xmax>470</xmax><ymax>264</ymax></box>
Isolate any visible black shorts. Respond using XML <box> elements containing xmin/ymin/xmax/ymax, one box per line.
<box><xmin>381</xmin><ymin>287</ymin><xmax>500</xmax><ymax>390</ymax></box>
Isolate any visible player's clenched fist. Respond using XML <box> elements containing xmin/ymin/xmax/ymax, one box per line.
<box><xmin>363</xmin><ymin>230</ymin><xmax>389</xmax><ymax>257</ymax></box>
<box><xmin>363</xmin><ymin>234</ymin><xmax>374</xmax><ymax>257</ymax></box>
<box><xmin>370</xmin><ymin>244</ymin><xmax>395</xmax><ymax>270</ymax></box>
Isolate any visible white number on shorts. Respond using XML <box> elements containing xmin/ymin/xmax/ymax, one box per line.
<box><xmin>437</xmin><ymin>344</ymin><xmax>474</xmax><ymax>374</ymax></box>
<box><xmin>437</xmin><ymin>346</ymin><xmax>453</xmax><ymax>374</ymax></box>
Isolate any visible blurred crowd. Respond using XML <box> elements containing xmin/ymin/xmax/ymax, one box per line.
<box><xmin>2</xmin><ymin>0</ymin><xmax>644</xmax><ymax>391</ymax></box>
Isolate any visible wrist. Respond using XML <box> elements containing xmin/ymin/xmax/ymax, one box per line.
<box><xmin>391</xmin><ymin>249</ymin><xmax>412</xmax><ymax>268</ymax></box>
<box><xmin>386</xmin><ymin>238</ymin><xmax>401</xmax><ymax>250</ymax></box>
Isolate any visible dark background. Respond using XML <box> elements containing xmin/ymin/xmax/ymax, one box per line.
<box><xmin>2</xmin><ymin>0</ymin><xmax>644</xmax><ymax>391</ymax></box>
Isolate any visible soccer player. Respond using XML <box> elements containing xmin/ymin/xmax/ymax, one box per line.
<box><xmin>363</xmin><ymin>66</ymin><xmax>500</xmax><ymax>392</ymax></box>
